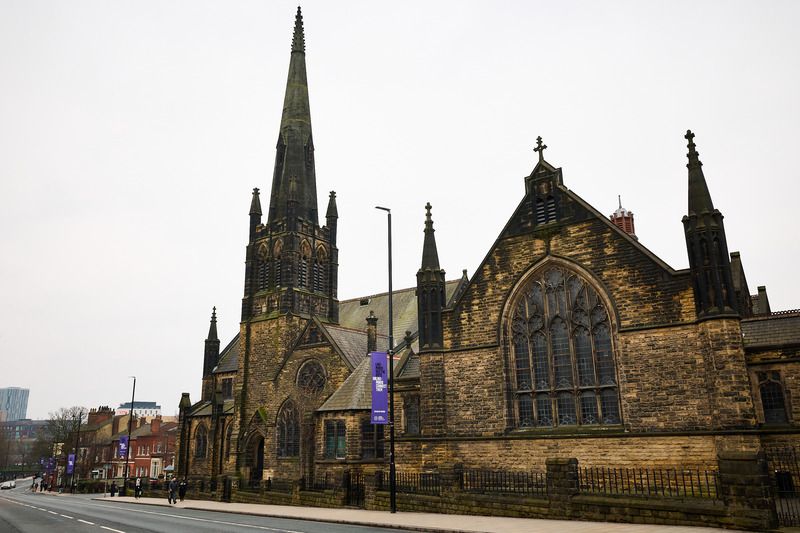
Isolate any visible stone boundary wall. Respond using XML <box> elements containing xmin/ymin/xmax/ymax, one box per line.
<box><xmin>141</xmin><ymin>453</ymin><xmax>778</xmax><ymax>531</ymax></box>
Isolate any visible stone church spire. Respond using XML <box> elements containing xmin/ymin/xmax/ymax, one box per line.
<box><xmin>202</xmin><ymin>307</ymin><xmax>221</xmax><ymax>401</ymax></box>
<box><xmin>268</xmin><ymin>6</ymin><xmax>318</xmax><ymax>224</ymax></box>
<box><xmin>241</xmin><ymin>8</ymin><xmax>338</xmax><ymax>323</ymax></box>
<box><xmin>417</xmin><ymin>203</ymin><xmax>446</xmax><ymax>350</ymax></box>
<box><xmin>681</xmin><ymin>130</ymin><xmax>737</xmax><ymax>319</ymax></box>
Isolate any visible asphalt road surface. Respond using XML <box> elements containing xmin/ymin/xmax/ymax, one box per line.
<box><xmin>0</xmin><ymin>483</ymin><xmax>406</xmax><ymax>533</ymax></box>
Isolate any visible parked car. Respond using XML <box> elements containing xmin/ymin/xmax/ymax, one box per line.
<box><xmin>0</xmin><ymin>480</ymin><xmax>17</xmax><ymax>490</ymax></box>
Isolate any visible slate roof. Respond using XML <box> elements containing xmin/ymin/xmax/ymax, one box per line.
<box><xmin>339</xmin><ymin>280</ymin><xmax>462</xmax><ymax>341</ymax></box>
<box><xmin>317</xmin><ymin>356</ymin><xmax>372</xmax><ymax>411</ymax></box>
<box><xmin>213</xmin><ymin>334</ymin><xmax>240</xmax><ymax>374</ymax></box>
<box><xmin>187</xmin><ymin>399</ymin><xmax>236</xmax><ymax>417</ymax></box>
<box><xmin>322</xmin><ymin>323</ymin><xmax>388</xmax><ymax>369</ymax></box>
<box><xmin>742</xmin><ymin>311</ymin><xmax>800</xmax><ymax>349</ymax></box>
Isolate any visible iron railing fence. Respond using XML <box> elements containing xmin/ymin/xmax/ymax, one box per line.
<box><xmin>394</xmin><ymin>471</ymin><xmax>441</xmax><ymax>496</ymax></box>
<box><xmin>765</xmin><ymin>446</ymin><xmax>800</xmax><ymax>527</ymax></box>
<box><xmin>579</xmin><ymin>466</ymin><xmax>720</xmax><ymax>499</ymax></box>
<box><xmin>304</xmin><ymin>472</ymin><xmax>335</xmax><ymax>492</ymax></box>
<box><xmin>461</xmin><ymin>469</ymin><xmax>547</xmax><ymax>497</ymax></box>
<box><xmin>244</xmin><ymin>477</ymin><xmax>292</xmax><ymax>492</ymax></box>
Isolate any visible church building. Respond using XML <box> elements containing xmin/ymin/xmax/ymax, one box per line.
<box><xmin>176</xmin><ymin>7</ymin><xmax>800</xmax><ymax>490</ymax></box>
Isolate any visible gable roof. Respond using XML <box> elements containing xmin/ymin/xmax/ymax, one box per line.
<box><xmin>321</xmin><ymin>322</ymin><xmax>388</xmax><ymax>369</ymax></box>
<box><xmin>317</xmin><ymin>356</ymin><xmax>372</xmax><ymax>412</ymax></box>
<box><xmin>339</xmin><ymin>280</ymin><xmax>463</xmax><ymax>341</ymax></box>
<box><xmin>213</xmin><ymin>334</ymin><xmax>240</xmax><ymax>374</ymax></box>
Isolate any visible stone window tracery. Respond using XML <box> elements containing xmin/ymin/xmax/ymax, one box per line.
<box><xmin>510</xmin><ymin>265</ymin><xmax>621</xmax><ymax>428</ymax></box>
<box><xmin>297</xmin><ymin>360</ymin><xmax>326</xmax><ymax>395</ymax></box>
<box><xmin>277</xmin><ymin>400</ymin><xmax>300</xmax><ymax>457</ymax></box>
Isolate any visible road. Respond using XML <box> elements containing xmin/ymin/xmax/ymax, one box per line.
<box><xmin>0</xmin><ymin>482</ymin><xmax>406</xmax><ymax>533</ymax></box>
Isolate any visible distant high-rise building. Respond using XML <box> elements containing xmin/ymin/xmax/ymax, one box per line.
<box><xmin>0</xmin><ymin>387</ymin><xmax>29</xmax><ymax>421</ymax></box>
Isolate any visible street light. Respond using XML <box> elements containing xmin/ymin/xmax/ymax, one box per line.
<box><xmin>122</xmin><ymin>376</ymin><xmax>136</xmax><ymax>496</ymax></box>
<box><xmin>375</xmin><ymin>206</ymin><xmax>397</xmax><ymax>514</ymax></box>
<box><xmin>71</xmin><ymin>408</ymin><xmax>84</xmax><ymax>493</ymax></box>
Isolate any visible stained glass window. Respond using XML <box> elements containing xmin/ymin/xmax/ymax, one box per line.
<box><xmin>510</xmin><ymin>266</ymin><xmax>621</xmax><ymax>428</ymax></box>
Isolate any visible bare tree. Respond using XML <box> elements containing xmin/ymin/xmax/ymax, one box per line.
<box><xmin>44</xmin><ymin>406</ymin><xmax>87</xmax><ymax>445</ymax></box>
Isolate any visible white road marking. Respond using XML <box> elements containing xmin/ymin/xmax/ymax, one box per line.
<box><xmin>95</xmin><ymin>502</ymin><xmax>304</xmax><ymax>532</ymax></box>
<box><xmin>48</xmin><ymin>510</ymin><xmax>58</xmax><ymax>514</ymax></box>
<box><xmin>78</xmin><ymin>518</ymin><xmax>96</xmax><ymax>525</ymax></box>
<box><xmin>60</xmin><ymin>513</ymin><xmax>74</xmax><ymax>519</ymax></box>
<box><xmin>100</xmin><ymin>527</ymin><xmax>126</xmax><ymax>533</ymax></box>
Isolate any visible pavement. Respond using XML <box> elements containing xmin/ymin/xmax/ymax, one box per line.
<box><xmin>90</xmin><ymin>494</ymin><xmax>731</xmax><ymax>533</ymax></box>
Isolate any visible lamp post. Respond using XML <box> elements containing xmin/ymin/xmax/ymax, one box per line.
<box><xmin>122</xmin><ymin>376</ymin><xmax>136</xmax><ymax>496</ymax></box>
<box><xmin>71</xmin><ymin>409</ymin><xmax>83</xmax><ymax>493</ymax></box>
<box><xmin>375</xmin><ymin>206</ymin><xmax>397</xmax><ymax>513</ymax></box>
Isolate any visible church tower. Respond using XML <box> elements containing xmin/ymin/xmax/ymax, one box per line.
<box><xmin>242</xmin><ymin>7</ymin><xmax>339</xmax><ymax>323</ymax></box>
<box><xmin>681</xmin><ymin>130</ymin><xmax>737</xmax><ymax>319</ymax></box>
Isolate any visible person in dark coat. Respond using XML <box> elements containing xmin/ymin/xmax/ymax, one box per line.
<box><xmin>110</xmin><ymin>481</ymin><xmax>117</xmax><ymax>497</ymax></box>
<box><xmin>168</xmin><ymin>477</ymin><xmax>178</xmax><ymax>505</ymax></box>
<box><xmin>178</xmin><ymin>478</ymin><xmax>188</xmax><ymax>502</ymax></box>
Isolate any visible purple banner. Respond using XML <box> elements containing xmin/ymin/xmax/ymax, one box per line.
<box><xmin>66</xmin><ymin>454</ymin><xmax>75</xmax><ymax>474</ymax></box>
<box><xmin>371</xmin><ymin>351</ymin><xmax>388</xmax><ymax>424</ymax></box>
<box><xmin>47</xmin><ymin>457</ymin><xmax>55</xmax><ymax>472</ymax></box>
<box><xmin>119</xmin><ymin>436</ymin><xmax>128</xmax><ymax>457</ymax></box>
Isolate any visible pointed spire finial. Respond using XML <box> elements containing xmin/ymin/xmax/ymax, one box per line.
<box><xmin>684</xmin><ymin>129</ymin><xmax>715</xmax><ymax>215</ymax></box>
<box><xmin>420</xmin><ymin>202</ymin><xmax>440</xmax><ymax>270</ymax></box>
<box><xmin>207</xmin><ymin>306</ymin><xmax>219</xmax><ymax>341</ymax></box>
<box><xmin>249</xmin><ymin>187</ymin><xmax>262</xmax><ymax>216</ymax></box>
<box><xmin>326</xmin><ymin>190</ymin><xmax>338</xmax><ymax>218</ymax></box>
<box><xmin>533</xmin><ymin>136</ymin><xmax>547</xmax><ymax>162</ymax></box>
<box><xmin>618</xmin><ymin>194</ymin><xmax>622</xmax><ymax>209</ymax></box>
<box><xmin>685</xmin><ymin>129</ymin><xmax>702</xmax><ymax>169</ymax></box>
<box><xmin>292</xmin><ymin>6</ymin><xmax>305</xmax><ymax>53</ymax></box>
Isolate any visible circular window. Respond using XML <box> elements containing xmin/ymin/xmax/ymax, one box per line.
<box><xmin>297</xmin><ymin>360</ymin><xmax>326</xmax><ymax>395</ymax></box>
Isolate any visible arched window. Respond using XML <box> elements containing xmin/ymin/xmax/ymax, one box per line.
<box><xmin>273</xmin><ymin>240</ymin><xmax>283</xmax><ymax>287</ymax></box>
<box><xmin>510</xmin><ymin>265</ymin><xmax>621</xmax><ymax>428</ymax></box>
<box><xmin>277</xmin><ymin>400</ymin><xmax>299</xmax><ymax>457</ymax></box>
<box><xmin>257</xmin><ymin>244</ymin><xmax>270</xmax><ymax>291</ymax></box>
<box><xmin>299</xmin><ymin>241</ymin><xmax>311</xmax><ymax>288</ymax></box>
<box><xmin>297</xmin><ymin>360</ymin><xmax>326</xmax><ymax>395</ymax></box>
<box><xmin>194</xmin><ymin>425</ymin><xmax>208</xmax><ymax>458</ymax></box>
<box><xmin>313</xmin><ymin>247</ymin><xmax>327</xmax><ymax>293</ymax></box>
<box><xmin>759</xmin><ymin>371</ymin><xmax>788</xmax><ymax>424</ymax></box>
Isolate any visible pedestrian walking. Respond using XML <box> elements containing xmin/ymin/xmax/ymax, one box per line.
<box><xmin>110</xmin><ymin>481</ymin><xmax>117</xmax><ymax>497</ymax></box>
<box><xmin>135</xmin><ymin>477</ymin><xmax>142</xmax><ymax>499</ymax></box>
<box><xmin>168</xmin><ymin>477</ymin><xmax>178</xmax><ymax>505</ymax></box>
<box><xmin>178</xmin><ymin>478</ymin><xmax>187</xmax><ymax>502</ymax></box>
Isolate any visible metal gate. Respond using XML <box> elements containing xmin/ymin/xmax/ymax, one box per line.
<box><xmin>344</xmin><ymin>470</ymin><xmax>364</xmax><ymax>508</ymax></box>
<box><xmin>766</xmin><ymin>446</ymin><xmax>800</xmax><ymax>526</ymax></box>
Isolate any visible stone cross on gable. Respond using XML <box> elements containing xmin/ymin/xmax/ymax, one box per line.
<box><xmin>533</xmin><ymin>136</ymin><xmax>547</xmax><ymax>162</ymax></box>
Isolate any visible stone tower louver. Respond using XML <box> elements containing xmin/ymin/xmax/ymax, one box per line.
<box><xmin>242</xmin><ymin>7</ymin><xmax>339</xmax><ymax>323</ymax></box>
<box><xmin>681</xmin><ymin>130</ymin><xmax>737</xmax><ymax>319</ymax></box>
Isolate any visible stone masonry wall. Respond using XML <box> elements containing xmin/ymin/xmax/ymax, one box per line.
<box><xmin>237</xmin><ymin>315</ymin><xmax>355</xmax><ymax>481</ymax></box>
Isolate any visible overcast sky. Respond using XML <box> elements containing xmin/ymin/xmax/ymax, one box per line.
<box><xmin>1</xmin><ymin>1</ymin><xmax>798</xmax><ymax>420</ymax></box>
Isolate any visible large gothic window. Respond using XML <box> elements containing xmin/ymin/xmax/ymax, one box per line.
<box><xmin>277</xmin><ymin>401</ymin><xmax>300</xmax><ymax>457</ymax></box>
<box><xmin>510</xmin><ymin>265</ymin><xmax>621</xmax><ymax>428</ymax></box>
